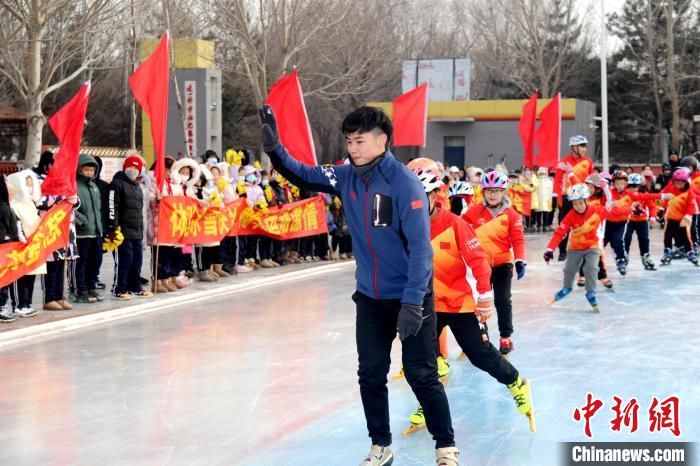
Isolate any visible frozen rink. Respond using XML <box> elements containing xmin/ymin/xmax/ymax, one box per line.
<box><xmin>0</xmin><ymin>230</ymin><xmax>698</xmax><ymax>465</ymax></box>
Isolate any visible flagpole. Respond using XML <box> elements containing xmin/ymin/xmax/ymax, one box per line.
<box><xmin>600</xmin><ymin>0</ymin><xmax>610</xmax><ymax>173</ymax></box>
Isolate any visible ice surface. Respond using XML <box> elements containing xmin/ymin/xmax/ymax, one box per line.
<box><xmin>0</xmin><ymin>230</ymin><xmax>697</xmax><ymax>465</ymax></box>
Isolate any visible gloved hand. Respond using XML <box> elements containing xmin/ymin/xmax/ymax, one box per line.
<box><xmin>397</xmin><ymin>303</ymin><xmax>424</xmax><ymax>341</ymax></box>
<box><xmin>475</xmin><ymin>297</ymin><xmax>493</xmax><ymax>323</ymax></box>
<box><xmin>515</xmin><ymin>260</ymin><xmax>526</xmax><ymax>280</ymax></box>
<box><xmin>543</xmin><ymin>248</ymin><xmax>554</xmax><ymax>263</ymax></box>
<box><xmin>258</xmin><ymin>105</ymin><xmax>281</xmax><ymax>152</ymax></box>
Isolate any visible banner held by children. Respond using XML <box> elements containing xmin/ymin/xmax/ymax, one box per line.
<box><xmin>157</xmin><ymin>196</ymin><xmax>327</xmax><ymax>244</ymax></box>
<box><xmin>0</xmin><ymin>201</ymin><xmax>73</xmax><ymax>288</ymax></box>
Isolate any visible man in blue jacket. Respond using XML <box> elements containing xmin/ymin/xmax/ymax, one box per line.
<box><xmin>260</xmin><ymin>105</ymin><xmax>458</xmax><ymax>466</ymax></box>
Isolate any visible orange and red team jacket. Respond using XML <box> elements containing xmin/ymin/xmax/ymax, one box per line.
<box><xmin>547</xmin><ymin>204</ymin><xmax>631</xmax><ymax>251</ymax></box>
<box><xmin>553</xmin><ymin>153</ymin><xmax>595</xmax><ymax>202</ymax></box>
<box><xmin>661</xmin><ymin>183</ymin><xmax>698</xmax><ymax>221</ymax></box>
<box><xmin>431</xmin><ymin>207</ymin><xmax>493</xmax><ymax>313</ymax></box>
<box><xmin>462</xmin><ymin>201</ymin><xmax>525</xmax><ymax>267</ymax></box>
<box><xmin>607</xmin><ymin>189</ymin><xmax>661</xmax><ymax>223</ymax></box>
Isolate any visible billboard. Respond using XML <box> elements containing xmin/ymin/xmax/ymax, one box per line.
<box><xmin>402</xmin><ymin>58</ymin><xmax>471</xmax><ymax>101</ymax></box>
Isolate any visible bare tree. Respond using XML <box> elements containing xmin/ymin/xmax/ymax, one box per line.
<box><xmin>0</xmin><ymin>0</ymin><xmax>130</xmax><ymax>165</ymax></box>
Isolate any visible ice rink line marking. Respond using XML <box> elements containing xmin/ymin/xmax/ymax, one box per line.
<box><xmin>0</xmin><ymin>262</ymin><xmax>355</xmax><ymax>350</ymax></box>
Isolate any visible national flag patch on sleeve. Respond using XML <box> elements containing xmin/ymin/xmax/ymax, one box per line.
<box><xmin>439</xmin><ymin>242</ymin><xmax>451</xmax><ymax>250</ymax></box>
<box><xmin>411</xmin><ymin>199</ymin><xmax>423</xmax><ymax>210</ymax></box>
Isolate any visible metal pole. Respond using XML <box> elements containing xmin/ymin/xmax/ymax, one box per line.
<box><xmin>600</xmin><ymin>0</ymin><xmax>610</xmax><ymax>172</ymax></box>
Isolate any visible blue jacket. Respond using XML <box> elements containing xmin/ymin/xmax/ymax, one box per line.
<box><xmin>267</xmin><ymin>147</ymin><xmax>432</xmax><ymax>305</ymax></box>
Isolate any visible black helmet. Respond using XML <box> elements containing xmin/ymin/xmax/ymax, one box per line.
<box><xmin>679</xmin><ymin>156</ymin><xmax>698</xmax><ymax>172</ymax></box>
<box><xmin>662</xmin><ymin>162</ymin><xmax>671</xmax><ymax>170</ymax></box>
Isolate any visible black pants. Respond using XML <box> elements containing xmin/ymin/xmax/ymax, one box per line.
<box><xmin>43</xmin><ymin>260</ymin><xmax>65</xmax><ymax>303</ymax></box>
<box><xmin>0</xmin><ymin>286</ymin><xmax>8</xmax><ymax>307</ymax></box>
<box><xmin>219</xmin><ymin>237</ymin><xmax>236</xmax><ymax>266</ymax></box>
<box><xmin>259</xmin><ymin>236</ymin><xmax>273</xmax><ymax>260</ymax></box>
<box><xmin>436</xmin><ymin>313</ymin><xmax>518</xmax><ymax>385</ymax></box>
<box><xmin>332</xmin><ymin>235</ymin><xmax>352</xmax><ymax>254</ymax></box>
<box><xmin>152</xmin><ymin>245</ymin><xmax>178</xmax><ymax>280</ymax></box>
<box><xmin>236</xmin><ymin>237</ymin><xmax>247</xmax><ymax>265</ymax></box>
<box><xmin>604</xmin><ymin>221</ymin><xmax>627</xmax><ymax>260</ymax></box>
<box><xmin>316</xmin><ymin>233</ymin><xmax>330</xmax><ymax>258</ymax></box>
<box><xmin>76</xmin><ymin>237</ymin><xmax>101</xmax><ymax>294</ymax></box>
<box><xmin>664</xmin><ymin>219</ymin><xmax>691</xmax><ymax>251</ymax></box>
<box><xmin>354</xmin><ymin>291</ymin><xmax>454</xmax><ymax>448</ymax></box>
<box><xmin>273</xmin><ymin>239</ymin><xmax>287</xmax><ymax>263</ymax></box>
<box><xmin>491</xmin><ymin>264</ymin><xmax>514</xmax><ymax>338</ymax></box>
<box><xmin>558</xmin><ymin>197</ymin><xmax>573</xmax><ymax>254</ymax></box>
<box><xmin>245</xmin><ymin>235</ymin><xmax>260</xmax><ymax>261</ymax></box>
<box><xmin>11</xmin><ymin>275</ymin><xmax>35</xmax><ymax>309</ymax></box>
<box><xmin>624</xmin><ymin>221</ymin><xmax>650</xmax><ymax>256</ymax></box>
<box><xmin>691</xmin><ymin>215</ymin><xmax>699</xmax><ymax>250</ymax></box>
<box><xmin>195</xmin><ymin>245</ymin><xmax>220</xmax><ymax>271</ymax></box>
<box><xmin>299</xmin><ymin>237</ymin><xmax>314</xmax><ymax>258</ymax></box>
<box><xmin>113</xmin><ymin>239</ymin><xmax>144</xmax><ymax>295</ymax></box>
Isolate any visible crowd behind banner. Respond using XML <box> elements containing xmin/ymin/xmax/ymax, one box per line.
<box><xmin>0</xmin><ymin>148</ymin><xmax>353</xmax><ymax>323</ymax></box>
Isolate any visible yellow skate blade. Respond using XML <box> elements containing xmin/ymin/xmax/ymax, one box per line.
<box><xmin>439</xmin><ymin>375</ymin><xmax>449</xmax><ymax>385</ymax></box>
<box><xmin>527</xmin><ymin>410</ymin><xmax>536</xmax><ymax>432</ymax></box>
<box><xmin>456</xmin><ymin>352</ymin><xmax>467</xmax><ymax>360</ymax></box>
<box><xmin>402</xmin><ymin>422</ymin><xmax>426</xmax><ymax>436</ymax></box>
<box><xmin>392</xmin><ymin>370</ymin><xmax>405</xmax><ymax>381</ymax></box>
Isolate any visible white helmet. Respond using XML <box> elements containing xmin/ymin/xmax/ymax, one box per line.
<box><xmin>567</xmin><ymin>183</ymin><xmax>591</xmax><ymax>201</ymax></box>
<box><xmin>448</xmin><ymin>181</ymin><xmax>474</xmax><ymax>197</ymax></box>
<box><xmin>569</xmin><ymin>135</ymin><xmax>588</xmax><ymax>147</ymax></box>
<box><xmin>407</xmin><ymin>158</ymin><xmax>443</xmax><ymax>193</ymax></box>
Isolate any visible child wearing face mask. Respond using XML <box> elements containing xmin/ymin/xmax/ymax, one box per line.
<box><xmin>107</xmin><ymin>155</ymin><xmax>153</xmax><ymax>300</ymax></box>
<box><xmin>242</xmin><ymin>166</ymin><xmax>268</xmax><ymax>269</ymax></box>
<box><xmin>6</xmin><ymin>170</ymin><xmax>45</xmax><ymax>317</ymax></box>
<box><xmin>194</xmin><ymin>165</ymin><xmax>228</xmax><ymax>281</ymax></box>
<box><xmin>257</xmin><ymin>170</ymin><xmax>280</xmax><ymax>268</ymax></box>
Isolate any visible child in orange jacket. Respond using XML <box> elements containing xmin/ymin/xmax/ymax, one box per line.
<box><xmin>660</xmin><ymin>168</ymin><xmax>698</xmax><ymax>266</ymax></box>
<box><xmin>463</xmin><ymin>170</ymin><xmax>526</xmax><ymax>356</ymax></box>
<box><xmin>544</xmin><ymin>183</ymin><xmax>631</xmax><ymax>312</ymax></box>
<box><xmin>624</xmin><ymin>174</ymin><xmax>658</xmax><ymax>270</ymax></box>
<box><xmin>405</xmin><ymin>158</ymin><xmax>534</xmax><ymax>434</ymax></box>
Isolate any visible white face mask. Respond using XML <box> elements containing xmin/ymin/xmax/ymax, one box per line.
<box><xmin>207</xmin><ymin>157</ymin><xmax>218</xmax><ymax>164</ymax></box>
<box><xmin>245</xmin><ymin>174</ymin><xmax>256</xmax><ymax>184</ymax></box>
<box><xmin>125</xmin><ymin>167</ymin><xmax>140</xmax><ymax>180</ymax></box>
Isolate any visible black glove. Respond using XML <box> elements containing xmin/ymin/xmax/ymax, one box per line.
<box><xmin>258</xmin><ymin>105</ymin><xmax>281</xmax><ymax>152</ymax></box>
<box><xmin>543</xmin><ymin>249</ymin><xmax>554</xmax><ymax>263</ymax></box>
<box><xmin>515</xmin><ymin>260</ymin><xmax>526</xmax><ymax>280</ymax></box>
<box><xmin>397</xmin><ymin>303</ymin><xmax>424</xmax><ymax>341</ymax></box>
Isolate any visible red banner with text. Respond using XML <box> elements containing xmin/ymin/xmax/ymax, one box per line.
<box><xmin>157</xmin><ymin>195</ymin><xmax>327</xmax><ymax>244</ymax></box>
<box><xmin>0</xmin><ymin>201</ymin><xmax>73</xmax><ymax>288</ymax></box>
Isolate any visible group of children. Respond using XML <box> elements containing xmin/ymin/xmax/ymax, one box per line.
<box><xmin>0</xmin><ymin>148</ymin><xmax>354</xmax><ymax>323</ymax></box>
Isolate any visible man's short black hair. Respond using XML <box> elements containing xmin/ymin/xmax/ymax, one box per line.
<box><xmin>341</xmin><ymin>106</ymin><xmax>392</xmax><ymax>148</ymax></box>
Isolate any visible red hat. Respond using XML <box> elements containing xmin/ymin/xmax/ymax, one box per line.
<box><xmin>123</xmin><ymin>154</ymin><xmax>144</xmax><ymax>173</ymax></box>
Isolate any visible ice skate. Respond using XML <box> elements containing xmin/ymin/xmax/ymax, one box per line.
<box><xmin>672</xmin><ymin>247</ymin><xmax>685</xmax><ymax>260</ymax></box>
<box><xmin>548</xmin><ymin>287</ymin><xmax>572</xmax><ymax>304</ymax></box>
<box><xmin>508</xmin><ymin>376</ymin><xmax>536</xmax><ymax>432</ymax></box>
<box><xmin>436</xmin><ymin>446</ymin><xmax>460</xmax><ymax>466</ymax></box>
<box><xmin>437</xmin><ymin>355</ymin><xmax>450</xmax><ymax>384</ymax></box>
<box><xmin>359</xmin><ymin>444</ymin><xmax>393</xmax><ymax>466</ymax></box>
<box><xmin>585</xmin><ymin>291</ymin><xmax>600</xmax><ymax>313</ymax></box>
<box><xmin>616</xmin><ymin>257</ymin><xmax>627</xmax><ymax>276</ymax></box>
<box><xmin>660</xmin><ymin>248</ymin><xmax>673</xmax><ymax>265</ymax></box>
<box><xmin>641</xmin><ymin>253</ymin><xmax>656</xmax><ymax>271</ymax></box>
<box><xmin>392</xmin><ymin>365</ymin><xmax>404</xmax><ymax>380</ymax></box>
<box><xmin>499</xmin><ymin>337</ymin><xmax>514</xmax><ymax>357</ymax></box>
<box><xmin>687</xmin><ymin>250</ymin><xmax>699</xmax><ymax>266</ymax></box>
<box><xmin>402</xmin><ymin>405</ymin><xmax>426</xmax><ymax>436</ymax></box>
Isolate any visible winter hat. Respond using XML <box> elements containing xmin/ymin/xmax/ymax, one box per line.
<box><xmin>123</xmin><ymin>155</ymin><xmax>144</xmax><ymax>173</ymax></box>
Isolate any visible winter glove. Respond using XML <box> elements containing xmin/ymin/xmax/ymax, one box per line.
<box><xmin>475</xmin><ymin>297</ymin><xmax>493</xmax><ymax>323</ymax></box>
<box><xmin>515</xmin><ymin>260</ymin><xmax>526</xmax><ymax>280</ymax></box>
<box><xmin>397</xmin><ymin>303</ymin><xmax>424</xmax><ymax>341</ymax></box>
<box><xmin>543</xmin><ymin>248</ymin><xmax>554</xmax><ymax>263</ymax></box>
<box><xmin>258</xmin><ymin>105</ymin><xmax>281</xmax><ymax>152</ymax></box>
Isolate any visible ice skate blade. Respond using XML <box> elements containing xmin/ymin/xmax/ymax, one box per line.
<box><xmin>592</xmin><ymin>305</ymin><xmax>600</xmax><ymax>313</ymax></box>
<box><xmin>527</xmin><ymin>410</ymin><xmax>537</xmax><ymax>432</ymax></box>
<box><xmin>439</xmin><ymin>375</ymin><xmax>449</xmax><ymax>385</ymax></box>
<box><xmin>392</xmin><ymin>370</ymin><xmax>404</xmax><ymax>381</ymax></box>
<box><xmin>402</xmin><ymin>422</ymin><xmax>426</xmax><ymax>436</ymax></box>
<box><xmin>456</xmin><ymin>352</ymin><xmax>467</xmax><ymax>360</ymax></box>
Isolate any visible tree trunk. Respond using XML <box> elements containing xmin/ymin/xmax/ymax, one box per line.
<box><xmin>24</xmin><ymin>0</ymin><xmax>45</xmax><ymax>167</ymax></box>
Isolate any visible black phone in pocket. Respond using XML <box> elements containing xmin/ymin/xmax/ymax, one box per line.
<box><xmin>372</xmin><ymin>193</ymin><xmax>393</xmax><ymax>227</ymax></box>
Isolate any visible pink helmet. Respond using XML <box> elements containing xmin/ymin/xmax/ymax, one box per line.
<box><xmin>481</xmin><ymin>170</ymin><xmax>510</xmax><ymax>190</ymax></box>
<box><xmin>672</xmin><ymin>167</ymin><xmax>691</xmax><ymax>182</ymax></box>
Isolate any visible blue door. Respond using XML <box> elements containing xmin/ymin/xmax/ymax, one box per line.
<box><xmin>444</xmin><ymin>136</ymin><xmax>465</xmax><ymax>168</ymax></box>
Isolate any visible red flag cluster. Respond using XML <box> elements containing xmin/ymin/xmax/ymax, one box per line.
<box><xmin>519</xmin><ymin>92</ymin><xmax>561</xmax><ymax>170</ymax></box>
<box><xmin>392</xmin><ymin>83</ymin><xmax>428</xmax><ymax>147</ymax></box>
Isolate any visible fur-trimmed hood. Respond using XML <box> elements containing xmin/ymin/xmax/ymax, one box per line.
<box><xmin>7</xmin><ymin>169</ymin><xmax>41</xmax><ymax>203</ymax></box>
<box><xmin>171</xmin><ymin>158</ymin><xmax>201</xmax><ymax>188</ymax></box>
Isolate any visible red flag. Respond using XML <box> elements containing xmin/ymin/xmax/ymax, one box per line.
<box><xmin>265</xmin><ymin>69</ymin><xmax>317</xmax><ymax>166</ymax></box>
<box><xmin>519</xmin><ymin>91</ymin><xmax>538</xmax><ymax>169</ymax></box>
<box><xmin>392</xmin><ymin>83</ymin><xmax>428</xmax><ymax>146</ymax></box>
<box><xmin>129</xmin><ymin>32</ymin><xmax>170</xmax><ymax>190</ymax></box>
<box><xmin>42</xmin><ymin>82</ymin><xmax>91</xmax><ymax>197</ymax></box>
<box><xmin>534</xmin><ymin>93</ymin><xmax>561</xmax><ymax>169</ymax></box>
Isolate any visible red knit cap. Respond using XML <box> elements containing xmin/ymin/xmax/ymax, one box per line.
<box><xmin>123</xmin><ymin>155</ymin><xmax>144</xmax><ymax>173</ymax></box>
